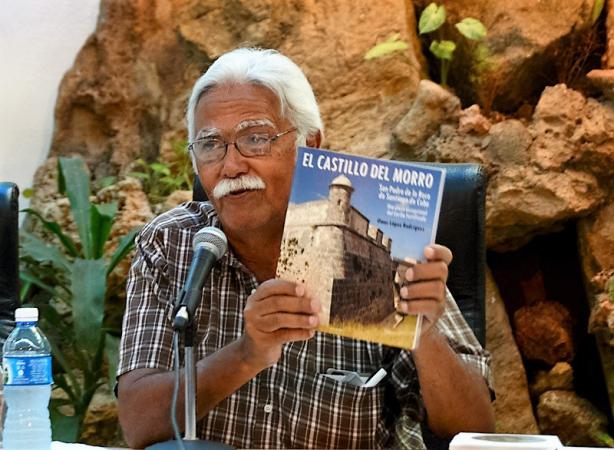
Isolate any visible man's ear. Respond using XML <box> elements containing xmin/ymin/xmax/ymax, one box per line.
<box><xmin>306</xmin><ymin>131</ymin><xmax>322</xmax><ymax>149</ymax></box>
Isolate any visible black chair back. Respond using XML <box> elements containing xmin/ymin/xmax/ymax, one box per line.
<box><xmin>428</xmin><ymin>163</ymin><xmax>486</xmax><ymax>346</ymax></box>
<box><xmin>0</xmin><ymin>182</ymin><xmax>20</xmax><ymax>347</ymax></box>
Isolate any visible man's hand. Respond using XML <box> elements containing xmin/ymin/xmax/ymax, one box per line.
<box><xmin>396</xmin><ymin>244</ymin><xmax>453</xmax><ymax>334</ymax></box>
<box><xmin>240</xmin><ymin>279</ymin><xmax>320</xmax><ymax>370</ymax></box>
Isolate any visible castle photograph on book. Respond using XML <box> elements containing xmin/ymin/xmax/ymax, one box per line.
<box><xmin>277</xmin><ymin>147</ymin><xmax>446</xmax><ymax>350</ymax></box>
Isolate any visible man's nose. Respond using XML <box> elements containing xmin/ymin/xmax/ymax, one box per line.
<box><xmin>220</xmin><ymin>142</ymin><xmax>249</xmax><ymax>177</ymax></box>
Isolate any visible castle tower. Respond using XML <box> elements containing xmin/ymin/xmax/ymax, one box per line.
<box><xmin>327</xmin><ymin>175</ymin><xmax>354</xmax><ymax>224</ymax></box>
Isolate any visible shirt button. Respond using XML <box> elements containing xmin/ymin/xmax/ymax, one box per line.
<box><xmin>263</xmin><ymin>404</ymin><xmax>273</xmax><ymax>414</ymax></box>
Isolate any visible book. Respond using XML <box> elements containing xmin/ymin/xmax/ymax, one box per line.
<box><xmin>276</xmin><ymin>147</ymin><xmax>446</xmax><ymax>350</ymax></box>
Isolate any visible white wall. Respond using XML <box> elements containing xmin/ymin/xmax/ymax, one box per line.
<box><xmin>0</xmin><ymin>0</ymin><xmax>100</xmax><ymax>204</ymax></box>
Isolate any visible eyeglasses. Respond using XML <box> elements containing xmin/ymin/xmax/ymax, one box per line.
<box><xmin>188</xmin><ymin>128</ymin><xmax>297</xmax><ymax>165</ymax></box>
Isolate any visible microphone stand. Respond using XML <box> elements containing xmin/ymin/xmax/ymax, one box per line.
<box><xmin>147</xmin><ymin>312</ymin><xmax>233</xmax><ymax>450</ymax></box>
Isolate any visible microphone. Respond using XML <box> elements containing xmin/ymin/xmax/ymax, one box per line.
<box><xmin>173</xmin><ymin>227</ymin><xmax>227</xmax><ymax>330</ymax></box>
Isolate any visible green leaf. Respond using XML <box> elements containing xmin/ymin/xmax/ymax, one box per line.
<box><xmin>38</xmin><ymin>305</ymin><xmax>75</xmax><ymax>349</ymax></box>
<box><xmin>19</xmin><ymin>278</ymin><xmax>32</xmax><ymax>300</ymax></box>
<box><xmin>106</xmin><ymin>227</ymin><xmax>140</xmax><ymax>275</ymax></box>
<box><xmin>22</xmin><ymin>187</ymin><xmax>35</xmax><ymax>198</ymax></box>
<box><xmin>19</xmin><ymin>270</ymin><xmax>57</xmax><ymax>296</ymax></box>
<box><xmin>59</xmin><ymin>157</ymin><xmax>94</xmax><ymax>258</ymax></box>
<box><xmin>429</xmin><ymin>39</ymin><xmax>457</xmax><ymax>60</ymax></box>
<box><xmin>150</xmin><ymin>163</ymin><xmax>171</xmax><ymax>175</ymax></box>
<box><xmin>105</xmin><ymin>333</ymin><xmax>120</xmax><ymax>391</ymax></box>
<box><xmin>592</xmin><ymin>0</ymin><xmax>605</xmax><ymax>24</ymax></box>
<box><xmin>51</xmin><ymin>367</ymin><xmax>80</xmax><ymax>405</ymax></box>
<box><xmin>71</xmin><ymin>258</ymin><xmax>107</xmax><ymax>356</ymax></box>
<box><xmin>20</xmin><ymin>230</ymin><xmax>72</xmax><ymax>272</ymax></box>
<box><xmin>128</xmin><ymin>172</ymin><xmax>150</xmax><ymax>180</ymax></box>
<box><xmin>21</xmin><ymin>208</ymin><xmax>80</xmax><ymax>257</ymax></box>
<box><xmin>364</xmin><ymin>38</ymin><xmax>409</xmax><ymax>60</ymax></box>
<box><xmin>90</xmin><ymin>202</ymin><xmax>118</xmax><ymax>259</ymax></box>
<box><xmin>419</xmin><ymin>3</ymin><xmax>446</xmax><ymax>34</ymax></box>
<box><xmin>455</xmin><ymin>17</ymin><xmax>487</xmax><ymax>40</ymax></box>
<box><xmin>50</xmin><ymin>405</ymin><xmax>81</xmax><ymax>443</ymax></box>
<box><xmin>99</xmin><ymin>176</ymin><xmax>117</xmax><ymax>189</ymax></box>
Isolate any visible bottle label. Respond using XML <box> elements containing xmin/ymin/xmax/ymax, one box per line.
<box><xmin>3</xmin><ymin>355</ymin><xmax>53</xmax><ymax>385</ymax></box>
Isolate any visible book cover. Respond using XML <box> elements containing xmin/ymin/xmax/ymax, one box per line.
<box><xmin>276</xmin><ymin>147</ymin><xmax>446</xmax><ymax>349</ymax></box>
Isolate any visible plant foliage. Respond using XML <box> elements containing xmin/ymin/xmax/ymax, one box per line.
<box><xmin>418</xmin><ymin>3</ymin><xmax>446</xmax><ymax>35</ymax></box>
<box><xmin>429</xmin><ymin>40</ymin><xmax>456</xmax><ymax>60</ymax></box>
<box><xmin>364</xmin><ymin>2</ymin><xmax>488</xmax><ymax>88</ymax></box>
<box><xmin>418</xmin><ymin>3</ymin><xmax>488</xmax><ymax>86</ymax></box>
<box><xmin>455</xmin><ymin>18</ymin><xmax>487</xmax><ymax>41</ymax></box>
<box><xmin>129</xmin><ymin>139</ymin><xmax>194</xmax><ymax>205</ymax></box>
<box><xmin>364</xmin><ymin>34</ymin><xmax>409</xmax><ymax>60</ymax></box>
<box><xmin>20</xmin><ymin>156</ymin><xmax>140</xmax><ymax>442</ymax></box>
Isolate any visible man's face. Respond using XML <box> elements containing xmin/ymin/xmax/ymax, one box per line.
<box><xmin>193</xmin><ymin>82</ymin><xmax>297</xmax><ymax>236</ymax></box>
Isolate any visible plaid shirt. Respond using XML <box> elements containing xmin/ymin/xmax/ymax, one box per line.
<box><xmin>119</xmin><ymin>201</ymin><xmax>492</xmax><ymax>449</ymax></box>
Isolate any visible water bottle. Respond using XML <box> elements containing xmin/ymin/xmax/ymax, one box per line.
<box><xmin>2</xmin><ymin>308</ymin><xmax>52</xmax><ymax>450</ymax></box>
<box><xmin>0</xmin><ymin>363</ymin><xmax>4</xmax><ymax>449</ymax></box>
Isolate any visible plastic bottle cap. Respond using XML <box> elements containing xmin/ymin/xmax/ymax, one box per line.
<box><xmin>15</xmin><ymin>307</ymin><xmax>39</xmax><ymax>322</ymax></box>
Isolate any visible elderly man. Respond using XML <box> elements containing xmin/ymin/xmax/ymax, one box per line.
<box><xmin>117</xmin><ymin>47</ymin><xmax>494</xmax><ymax>449</ymax></box>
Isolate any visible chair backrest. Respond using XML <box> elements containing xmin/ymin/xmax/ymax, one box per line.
<box><xmin>192</xmin><ymin>162</ymin><xmax>486</xmax><ymax>345</ymax></box>
<box><xmin>427</xmin><ymin>163</ymin><xmax>486</xmax><ymax>346</ymax></box>
<box><xmin>0</xmin><ymin>182</ymin><xmax>20</xmax><ymax>347</ymax></box>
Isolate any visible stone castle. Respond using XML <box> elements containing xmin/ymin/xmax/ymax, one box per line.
<box><xmin>278</xmin><ymin>175</ymin><xmax>396</xmax><ymax>326</ymax></box>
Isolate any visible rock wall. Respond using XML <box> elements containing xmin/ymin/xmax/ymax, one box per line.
<box><xmin>485</xmin><ymin>269</ymin><xmax>539</xmax><ymax>434</ymax></box>
<box><xmin>414</xmin><ymin>0</ymin><xmax>600</xmax><ymax>111</ymax></box>
<box><xmin>49</xmin><ymin>0</ymin><xmax>426</xmax><ymax>178</ymax></box>
<box><xmin>394</xmin><ymin>81</ymin><xmax>614</xmax><ymax>252</ymax></box>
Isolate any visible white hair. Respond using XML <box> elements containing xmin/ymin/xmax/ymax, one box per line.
<box><xmin>186</xmin><ymin>48</ymin><xmax>324</xmax><ymax>151</ymax></box>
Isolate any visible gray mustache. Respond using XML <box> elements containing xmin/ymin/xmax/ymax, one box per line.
<box><xmin>212</xmin><ymin>175</ymin><xmax>266</xmax><ymax>200</ymax></box>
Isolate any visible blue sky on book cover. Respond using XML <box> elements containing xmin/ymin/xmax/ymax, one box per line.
<box><xmin>291</xmin><ymin>147</ymin><xmax>446</xmax><ymax>261</ymax></box>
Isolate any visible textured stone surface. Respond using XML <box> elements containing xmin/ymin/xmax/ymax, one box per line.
<box><xmin>161</xmin><ymin>189</ymin><xmax>192</xmax><ymax>213</ymax></box>
<box><xmin>485</xmin><ymin>269</ymin><xmax>539</xmax><ymax>434</ymax></box>
<box><xmin>80</xmin><ymin>384</ymin><xmax>122</xmax><ymax>447</ymax></box>
<box><xmin>578</xmin><ymin>201</ymin><xmax>614</xmax><ymax>282</ymax></box>
<box><xmin>537</xmin><ymin>390</ymin><xmax>609</xmax><ymax>446</ymax></box>
<box><xmin>392</xmin><ymin>80</ymin><xmax>460</xmax><ymax>158</ymax></box>
<box><xmin>458</xmin><ymin>104</ymin><xmax>491</xmax><ymax>135</ymax></box>
<box><xmin>482</xmin><ymin>119</ymin><xmax>531</xmax><ymax>166</ymax></box>
<box><xmin>530</xmin><ymin>362</ymin><xmax>574</xmax><ymax>397</ymax></box>
<box><xmin>96</xmin><ymin>177</ymin><xmax>154</xmax><ymax>290</ymax></box>
<box><xmin>605</xmin><ymin>1</ymin><xmax>614</xmax><ymax>68</ymax></box>
<box><xmin>514</xmin><ymin>301</ymin><xmax>575</xmax><ymax>366</ymax></box>
<box><xmin>414</xmin><ymin>0</ymin><xmax>597</xmax><ymax>111</ymax></box>
<box><xmin>587</xmin><ymin>69</ymin><xmax>614</xmax><ymax>100</ymax></box>
<box><xmin>50</xmin><ymin>0</ymin><xmax>427</xmax><ymax>174</ymax></box>
<box><xmin>587</xmin><ymin>271</ymin><xmax>614</xmax><ymax>347</ymax></box>
<box><xmin>589</xmin><ymin>292</ymin><xmax>614</xmax><ymax>346</ymax></box>
<box><xmin>396</xmin><ymin>84</ymin><xmax>614</xmax><ymax>251</ymax></box>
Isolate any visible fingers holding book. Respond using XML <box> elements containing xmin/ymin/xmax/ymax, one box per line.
<box><xmin>241</xmin><ymin>280</ymin><xmax>321</xmax><ymax>370</ymax></box>
<box><xmin>395</xmin><ymin>244</ymin><xmax>452</xmax><ymax>332</ymax></box>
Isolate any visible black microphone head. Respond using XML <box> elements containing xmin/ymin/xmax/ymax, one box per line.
<box><xmin>193</xmin><ymin>227</ymin><xmax>227</xmax><ymax>260</ymax></box>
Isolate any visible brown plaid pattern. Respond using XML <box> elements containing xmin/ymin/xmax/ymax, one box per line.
<box><xmin>118</xmin><ymin>201</ymin><xmax>492</xmax><ymax>449</ymax></box>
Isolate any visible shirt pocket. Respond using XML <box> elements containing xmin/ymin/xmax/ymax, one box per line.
<box><xmin>282</xmin><ymin>372</ymin><xmax>386</xmax><ymax>449</ymax></box>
